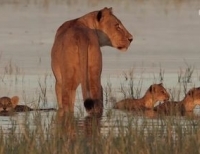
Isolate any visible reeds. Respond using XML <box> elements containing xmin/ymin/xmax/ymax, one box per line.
<box><xmin>0</xmin><ymin>1</ymin><xmax>200</xmax><ymax>153</ymax></box>
<box><xmin>1</xmin><ymin>111</ymin><xmax>200</xmax><ymax>154</ymax></box>
<box><xmin>0</xmin><ymin>53</ymin><xmax>199</xmax><ymax>153</ymax></box>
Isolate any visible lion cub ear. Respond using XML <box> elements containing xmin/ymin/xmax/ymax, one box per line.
<box><xmin>11</xmin><ymin>96</ymin><xmax>19</xmax><ymax>108</ymax></box>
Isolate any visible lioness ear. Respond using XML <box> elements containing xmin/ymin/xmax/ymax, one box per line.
<box><xmin>149</xmin><ymin>85</ymin><xmax>153</xmax><ymax>93</ymax></box>
<box><xmin>11</xmin><ymin>96</ymin><xmax>19</xmax><ymax>108</ymax></box>
<box><xmin>97</xmin><ymin>7</ymin><xmax>113</xmax><ymax>22</ymax></box>
<box><xmin>188</xmin><ymin>89</ymin><xmax>194</xmax><ymax>97</ymax></box>
<box><xmin>103</xmin><ymin>7</ymin><xmax>112</xmax><ymax>14</ymax></box>
<box><xmin>108</xmin><ymin>7</ymin><xmax>112</xmax><ymax>12</ymax></box>
<box><xmin>97</xmin><ymin>10</ymin><xmax>102</xmax><ymax>22</ymax></box>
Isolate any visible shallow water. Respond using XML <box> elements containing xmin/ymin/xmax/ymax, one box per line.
<box><xmin>0</xmin><ymin>1</ymin><xmax>200</xmax><ymax>137</ymax></box>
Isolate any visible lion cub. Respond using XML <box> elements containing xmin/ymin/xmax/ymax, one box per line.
<box><xmin>114</xmin><ymin>83</ymin><xmax>170</xmax><ymax>110</ymax></box>
<box><xmin>0</xmin><ymin>96</ymin><xmax>19</xmax><ymax>112</ymax></box>
<box><xmin>0</xmin><ymin>96</ymin><xmax>56</xmax><ymax>114</ymax></box>
<box><xmin>0</xmin><ymin>96</ymin><xmax>36</xmax><ymax>113</ymax></box>
<box><xmin>154</xmin><ymin>87</ymin><xmax>200</xmax><ymax>115</ymax></box>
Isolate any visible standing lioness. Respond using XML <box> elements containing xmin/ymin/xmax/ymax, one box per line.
<box><xmin>51</xmin><ymin>7</ymin><xmax>133</xmax><ymax>116</ymax></box>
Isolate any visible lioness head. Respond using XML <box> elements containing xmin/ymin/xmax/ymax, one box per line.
<box><xmin>148</xmin><ymin>83</ymin><xmax>170</xmax><ymax>102</ymax></box>
<box><xmin>96</xmin><ymin>7</ymin><xmax>133</xmax><ymax>51</ymax></box>
<box><xmin>0</xmin><ymin>96</ymin><xmax>19</xmax><ymax>112</ymax></box>
<box><xmin>184</xmin><ymin>87</ymin><xmax>200</xmax><ymax>107</ymax></box>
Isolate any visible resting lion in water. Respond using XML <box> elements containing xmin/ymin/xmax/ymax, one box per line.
<box><xmin>0</xmin><ymin>96</ymin><xmax>19</xmax><ymax>112</ymax></box>
<box><xmin>0</xmin><ymin>96</ymin><xmax>56</xmax><ymax>115</ymax></box>
<box><xmin>154</xmin><ymin>87</ymin><xmax>200</xmax><ymax>115</ymax></box>
<box><xmin>113</xmin><ymin>83</ymin><xmax>170</xmax><ymax>110</ymax></box>
<box><xmin>51</xmin><ymin>7</ymin><xmax>133</xmax><ymax>116</ymax></box>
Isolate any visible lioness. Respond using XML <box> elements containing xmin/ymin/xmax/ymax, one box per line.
<box><xmin>113</xmin><ymin>83</ymin><xmax>170</xmax><ymax>110</ymax></box>
<box><xmin>51</xmin><ymin>7</ymin><xmax>133</xmax><ymax>116</ymax></box>
<box><xmin>154</xmin><ymin>87</ymin><xmax>200</xmax><ymax>115</ymax></box>
<box><xmin>0</xmin><ymin>96</ymin><xmax>56</xmax><ymax>115</ymax></box>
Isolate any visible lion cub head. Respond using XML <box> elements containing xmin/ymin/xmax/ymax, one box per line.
<box><xmin>183</xmin><ymin>87</ymin><xmax>200</xmax><ymax>111</ymax></box>
<box><xmin>96</xmin><ymin>7</ymin><xmax>133</xmax><ymax>51</ymax></box>
<box><xmin>148</xmin><ymin>83</ymin><xmax>170</xmax><ymax>102</ymax></box>
<box><xmin>0</xmin><ymin>96</ymin><xmax>19</xmax><ymax>112</ymax></box>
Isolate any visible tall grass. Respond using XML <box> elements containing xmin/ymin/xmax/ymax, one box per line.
<box><xmin>0</xmin><ymin>67</ymin><xmax>200</xmax><ymax>154</ymax></box>
<box><xmin>0</xmin><ymin>111</ymin><xmax>200</xmax><ymax>154</ymax></box>
<box><xmin>0</xmin><ymin>58</ymin><xmax>199</xmax><ymax>153</ymax></box>
<box><xmin>177</xmin><ymin>61</ymin><xmax>194</xmax><ymax>94</ymax></box>
<box><xmin>120</xmin><ymin>69</ymin><xmax>143</xmax><ymax>99</ymax></box>
<box><xmin>0</xmin><ymin>0</ymin><xmax>200</xmax><ymax>153</ymax></box>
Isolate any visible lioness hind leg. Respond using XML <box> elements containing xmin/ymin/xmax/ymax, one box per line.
<box><xmin>62</xmin><ymin>75</ymin><xmax>79</xmax><ymax>112</ymax></box>
<box><xmin>52</xmin><ymin>64</ymin><xmax>63</xmax><ymax>109</ymax></box>
<box><xmin>62</xmin><ymin>88</ymin><xmax>77</xmax><ymax>112</ymax></box>
<box><xmin>55</xmin><ymin>80</ymin><xmax>62</xmax><ymax>108</ymax></box>
<box><xmin>52</xmin><ymin>65</ymin><xmax>63</xmax><ymax>109</ymax></box>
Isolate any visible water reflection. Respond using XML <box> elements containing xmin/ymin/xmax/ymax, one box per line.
<box><xmin>55</xmin><ymin>110</ymin><xmax>101</xmax><ymax>138</ymax></box>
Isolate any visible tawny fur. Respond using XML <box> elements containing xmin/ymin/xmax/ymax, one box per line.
<box><xmin>0</xmin><ymin>96</ymin><xmax>56</xmax><ymax>116</ymax></box>
<box><xmin>51</xmin><ymin>7</ymin><xmax>133</xmax><ymax>116</ymax></box>
<box><xmin>154</xmin><ymin>87</ymin><xmax>200</xmax><ymax>115</ymax></box>
<box><xmin>114</xmin><ymin>83</ymin><xmax>170</xmax><ymax>111</ymax></box>
<box><xmin>0</xmin><ymin>96</ymin><xmax>19</xmax><ymax>112</ymax></box>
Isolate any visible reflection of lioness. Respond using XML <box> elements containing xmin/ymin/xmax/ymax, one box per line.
<box><xmin>154</xmin><ymin>87</ymin><xmax>200</xmax><ymax>115</ymax></box>
<box><xmin>51</xmin><ymin>7</ymin><xmax>133</xmax><ymax>116</ymax></box>
<box><xmin>114</xmin><ymin>83</ymin><xmax>170</xmax><ymax>110</ymax></box>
